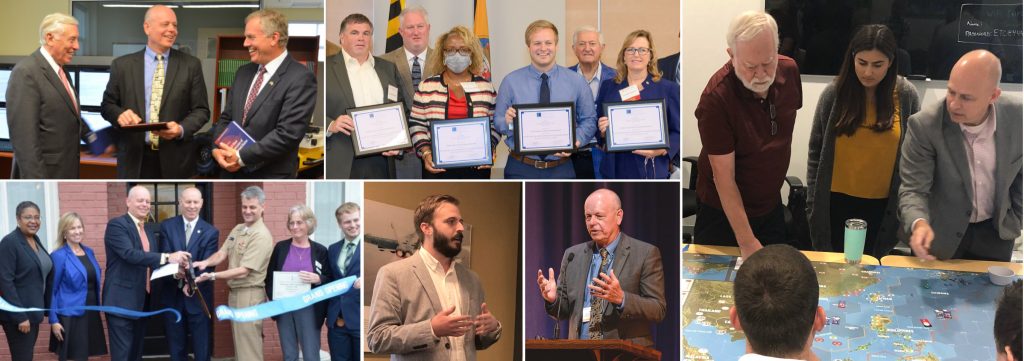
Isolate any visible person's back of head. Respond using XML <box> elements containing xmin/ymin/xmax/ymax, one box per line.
<box><xmin>995</xmin><ymin>279</ymin><xmax>1022</xmax><ymax>361</ymax></box>
<box><xmin>731</xmin><ymin>244</ymin><xmax>823</xmax><ymax>359</ymax></box>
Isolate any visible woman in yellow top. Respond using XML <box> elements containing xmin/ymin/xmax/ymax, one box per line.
<box><xmin>806</xmin><ymin>24</ymin><xmax>920</xmax><ymax>257</ymax></box>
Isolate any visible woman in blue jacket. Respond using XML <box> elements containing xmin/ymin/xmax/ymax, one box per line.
<box><xmin>596</xmin><ymin>29</ymin><xmax>680</xmax><ymax>179</ymax></box>
<box><xmin>48</xmin><ymin>212</ymin><xmax>107</xmax><ymax>361</ymax></box>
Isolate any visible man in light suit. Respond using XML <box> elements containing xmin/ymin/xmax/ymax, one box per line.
<box><xmin>211</xmin><ymin>9</ymin><xmax>317</xmax><ymax>179</ymax></box>
<box><xmin>567</xmin><ymin>26</ymin><xmax>615</xmax><ymax>179</ymax></box>
<box><xmin>900</xmin><ymin>49</ymin><xmax>1022</xmax><ymax>262</ymax></box>
<box><xmin>6</xmin><ymin>13</ymin><xmax>90</xmax><ymax>179</ymax></box>
<box><xmin>104</xmin><ymin>186</ymin><xmax>191</xmax><ymax>361</ymax></box>
<box><xmin>327</xmin><ymin>202</ymin><xmax>362</xmax><ymax>361</ymax></box>
<box><xmin>368</xmin><ymin>195</ymin><xmax>501</xmax><ymax>360</ymax></box>
<box><xmin>101</xmin><ymin>5</ymin><xmax>210</xmax><ymax>179</ymax></box>
<box><xmin>379</xmin><ymin>5</ymin><xmax>434</xmax><ymax>179</ymax></box>
<box><xmin>158</xmin><ymin>187</ymin><xmax>219</xmax><ymax>361</ymax></box>
<box><xmin>536</xmin><ymin>189</ymin><xmax>666</xmax><ymax>346</ymax></box>
<box><xmin>326</xmin><ymin>13</ymin><xmax>412</xmax><ymax>179</ymax></box>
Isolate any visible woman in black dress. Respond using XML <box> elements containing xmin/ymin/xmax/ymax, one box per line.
<box><xmin>48</xmin><ymin>212</ymin><xmax>107</xmax><ymax>360</ymax></box>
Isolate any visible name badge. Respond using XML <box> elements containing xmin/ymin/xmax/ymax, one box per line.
<box><xmin>582</xmin><ymin>306</ymin><xmax>591</xmax><ymax>323</ymax></box>
<box><xmin>619</xmin><ymin>85</ymin><xmax>641</xmax><ymax>101</ymax></box>
<box><xmin>461</xmin><ymin>82</ymin><xmax>481</xmax><ymax>93</ymax></box>
<box><xmin>388</xmin><ymin>85</ymin><xmax>399</xmax><ymax>102</ymax></box>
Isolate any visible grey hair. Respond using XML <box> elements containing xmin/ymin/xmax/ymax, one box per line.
<box><xmin>240</xmin><ymin>186</ymin><xmax>266</xmax><ymax>205</ymax></box>
<box><xmin>398</xmin><ymin>5</ymin><xmax>429</xmax><ymax>28</ymax></box>
<box><xmin>726</xmin><ymin>11</ymin><xmax>779</xmax><ymax>51</ymax></box>
<box><xmin>572</xmin><ymin>25</ymin><xmax>604</xmax><ymax>46</ymax></box>
<box><xmin>287</xmin><ymin>204</ymin><xmax>317</xmax><ymax>234</ymax></box>
<box><xmin>38</xmin><ymin>13</ymin><xmax>78</xmax><ymax>45</ymax></box>
<box><xmin>245</xmin><ymin>9</ymin><xmax>289</xmax><ymax>47</ymax></box>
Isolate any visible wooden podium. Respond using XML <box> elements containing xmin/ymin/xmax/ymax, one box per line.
<box><xmin>526</xmin><ymin>339</ymin><xmax>661</xmax><ymax>361</ymax></box>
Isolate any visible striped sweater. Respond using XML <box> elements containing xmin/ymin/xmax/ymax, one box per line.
<box><xmin>409</xmin><ymin>74</ymin><xmax>500</xmax><ymax>157</ymax></box>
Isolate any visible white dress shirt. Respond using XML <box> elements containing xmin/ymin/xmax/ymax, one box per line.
<box><xmin>342</xmin><ymin>49</ymin><xmax>384</xmax><ymax>108</ymax></box>
<box><xmin>246</xmin><ymin>50</ymin><xmax>290</xmax><ymax>100</ymax></box>
<box><xmin>418</xmin><ymin>249</ymin><xmax>466</xmax><ymax>361</ymax></box>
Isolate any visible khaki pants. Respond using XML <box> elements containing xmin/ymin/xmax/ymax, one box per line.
<box><xmin>229</xmin><ymin>286</ymin><xmax>266</xmax><ymax>361</ymax></box>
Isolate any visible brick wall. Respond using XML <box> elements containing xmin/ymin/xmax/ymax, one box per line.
<box><xmin>0</xmin><ymin>182</ymin><xmax>324</xmax><ymax>361</ymax></box>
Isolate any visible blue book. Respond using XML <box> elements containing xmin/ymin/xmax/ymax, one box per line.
<box><xmin>215</xmin><ymin>121</ymin><xmax>256</xmax><ymax>151</ymax></box>
<box><xmin>85</xmin><ymin>127</ymin><xmax>113</xmax><ymax>155</ymax></box>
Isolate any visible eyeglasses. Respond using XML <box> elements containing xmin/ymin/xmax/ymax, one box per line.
<box><xmin>624</xmin><ymin>47</ymin><xmax>651</xmax><ymax>56</ymax></box>
<box><xmin>444</xmin><ymin>48</ymin><xmax>472</xmax><ymax>56</ymax></box>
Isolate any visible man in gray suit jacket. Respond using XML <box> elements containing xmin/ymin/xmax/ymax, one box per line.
<box><xmin>326</xmin><ymin>13</ymin><xmax>412</xmax><ymax>179</ymax></box>
<box><xmin>101</xmin><ymin>5</ymin><xmax>210</xmax><ymax>179</ymax></box>
<box><xmin>368</xmin><ymin>195</ymin><xmax>501</xmax><ymax>360</ymax></box>
<box><xmin>900</xmin><ymin>50</ymin><xmax>1022</xmax><ymax>261</ymax></box>
<box><xmin>7</xmin><ymin>13</ymin><xmax>90</xmax><ymax>179</ymax></box>
<box><xmin>536</xmin><ymin>189</ymin><xmax>666</xmax><ymax>347</ymax></box>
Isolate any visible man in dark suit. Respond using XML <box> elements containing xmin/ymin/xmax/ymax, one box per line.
<box><xmin>568</xmin><ymin>26</ymin><xmax>616</xmax><ymax>179</ymax></box>
<box><xmin>658</xmin><ymin>52</ymin><xmax>679</xmax><ymax>84</ymax></box>
<box><xmin>211</xmin><ymin>9</ymin><xmax>317</xmax><ymax>179</ymax></box>
<box><xmin>104</xmin><ymin>186</ymin><xmax>191</xmax><ymax>361</ymax></box>
<box><xmin>6</xmin><ymin>13</ymin><xmax>90</xmax><ymax>179</ymax></box>
<box><xmin>101</xmin><ymin>5</ymin><xmax>210</xmax><ymax>179</ymax></box>
<box><xmin>536</xmin><ymin>189</ymin><xmax>666</xmax><ymax>346</ymax></box>
<box><xmin>325</xmin><ymin>13</ymin><xmax>412</xmax><ymax>179</ymax></box>
<box><xmin>900</xmin><ymin>50</ymin><xmax>1022</xmax><ymax>261</ymax></box>
<box><xmin>379</xmin><ymin>5</ymin><xmax>434</xmax><ymax>179</ymax></box>
<box><xmin>327</xmin><ymin>202</ymin><xmax>362</xmax><ymax>361</ymax></box>
<box><xmin>158</xmin><ymin>187</ymin><xmax>219</xmax><ymax>361</ymax></box>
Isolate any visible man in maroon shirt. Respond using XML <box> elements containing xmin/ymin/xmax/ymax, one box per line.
<box><xmin>694</xmin><ymin>11</ymin><xmax>803</xmax><ymax>259</ymax></box>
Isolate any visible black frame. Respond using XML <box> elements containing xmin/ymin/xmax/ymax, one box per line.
<box><xmin>348</xmin><ymin>102</ymin><xmax>413</xmax><ymax>157</ymax></box>
<box><xmin>603</xmin><ymin>98</ymin><xmax>670</xmax><ymax>152</ymax></box>
<box><xmin>513</xmin><ymin>102</ymin><xmax>576</xmax><ymax>156</ymax></box>
<box><xmin>429</xmin><ymin>116</ymin><xmax>493</xmax><ymax>169</ymax></box>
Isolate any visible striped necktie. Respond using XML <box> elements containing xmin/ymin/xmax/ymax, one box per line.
<box><xmin>411</xmin><ymin>56</ymin><xmax>422</xmax><ymax>89</ymax></box>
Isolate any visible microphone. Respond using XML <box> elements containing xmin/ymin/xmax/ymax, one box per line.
<box><xmin>552</xmin><ymin>253</ymin><xmax>574</xmax><ymax>339</ymax></box>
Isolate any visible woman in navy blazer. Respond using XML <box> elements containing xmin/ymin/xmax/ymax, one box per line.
<box><xmin>0</xmin><ymin>201</ymin><xmax>53</xmax><ymax>361</ymax></box>
<box><xmin>596</xmin><ymin>30</ymin><xmax>681</xmax><ymax>179</ymax></box>
<box><xmin>48</xmin><ymin>212</ymin><xmax>107</xmax><ymax>360</ymax></box>
<box><xmin>266</xmin><ymin>205</ymin><xmax>332</xmax><ymax>361</ymax></box>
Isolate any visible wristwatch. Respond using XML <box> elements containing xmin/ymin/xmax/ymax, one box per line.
<box><xmin>161</xmin><ymin>253</ymin><xmax>169</xmax><ymax>265</ymax></box>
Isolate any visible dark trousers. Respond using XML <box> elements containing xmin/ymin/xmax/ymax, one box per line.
<box><xmin>107</xmin><ymin>293</ymin><xmax>151</xmax><ymax>361</ymax></box>
<box><xmin>2</xmin><ymin>320</ymin><xmax>39</xmax><ymax>360</ymax></box>
<box><xmin>139</xmin><ymin>147</ymin><xmax>162</xmax><ymax>179</ymax></box>
<box><xmin>829</xmin><ymin>192</ymin><xmax>888</xmax><ymax>255</ymax></box>
<box><xmin>693</xmin><ymin>202</ymin><xmax>788</xmax><ymax>247</ymax></box>
<box><xmin>328</xmin><ymin>327</ymin><xmax>360</xmax><ymax>361</ymax></box>
<box><xmin>164</xmin><ymin>309</ymin><xmax>211</xmax><ymax>361</ymax></box>
<box><xmin>570</xmin><ymin>149</ymin><xmax>596</xmax><ymax>179</ymax></box>
<box><xmin>952</xmin><ymin>219</ymin><xmax>1015</xmax><ymax>262</ymax></box>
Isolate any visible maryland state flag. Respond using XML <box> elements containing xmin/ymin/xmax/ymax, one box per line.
<box><xmin>474</xmin><ymin>0</ymin><xmax>492</xmax><ymax>80</ymax></box>
<box><xmin>385</xmin><ymin>0</ymin><xmax>405</xmax><ymax>53</ymax></box>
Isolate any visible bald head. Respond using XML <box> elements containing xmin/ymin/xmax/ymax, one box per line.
<box><xmin>586</xmin><ymin>189</ymin><xmax>622</xmax><ymax>210</ymax></box>
<box><xmin>144</xmin><ymin>5</ymin><xmax>178</xmax><ymax>53</ymax></box>
<box><xmin>946</xmin><ymin>50</ymin><xmax>1003</xmax><ymax>125</ymax></box>
<box><xmin>179</xmin><ymin>187</ymin><xmax>203</xmax><ymax>221</ymax></box>
<box><xmin>584</xmin><ymin>189</ymin><xmax>624</xmax><ymax>246</ymax></box>
<box><xmin>126</xmin><ymin>186</ymin><xmax>152</xmax><ymax>221</ymax></box>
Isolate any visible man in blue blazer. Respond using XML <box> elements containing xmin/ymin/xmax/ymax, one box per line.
<box><xmin>327</xmin><ymin>202</ymin><xmax>362</xmax><ymax>361</ymax></box>
<box><xmin>158</xmin><ymin>187</ymin><xmax>220</xmax><ymax>361</ymax></box>
<box><xmin>104</xmin><ymin>186</ymin><xmax>191</xmax><ymax>361</ymax></box>
<box><xmin>568</xmin><ymin>26</ymin><xmax>616</xmax><ymax>180</ymax></box>
<box><xmin>211</xmin><ymin>9</ymin><xmax>317</xmax><ymax>179</ymax></box>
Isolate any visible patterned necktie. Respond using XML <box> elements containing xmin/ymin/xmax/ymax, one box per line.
<box><xmin>149</xmin><ymin>54</ymin><xmax>164</xmax><ymax>149</ymax></box>
<box><xmin>138</xmin><ymin>221</ymin><xmax>151</xmax><ymax>292</ymax></box>
<box><xmin>57</xmin><ymin>67</ymin><xmax>78</xmax><ymax>112</ymax></box>
<box><xmin>243</xmin><ymin>67</ymin><xmax>267</xmax><ymax>125</ymax></box>
<box><xmin>339</xmin><ymin>241</ymin><xmax>354</xmax><ymax>277</ymax></box>
<box><xmin>588</xmin><ymin>248</ymin><xmax>609</xmax><ymax>340</ymax></box>
<box><xmin>411</xmin><ymin>56</ymin><xmax>422</xmax><ymax>89</ymax></box>
<box><xmin>184</xmin><ymin>222</ymin><xmax>192</xmax><ymax>248</ymax></box>
<box><xmin>539</xmin><ymin>73</ymin><xmax>550</xmax><ymax>104</ymax></box>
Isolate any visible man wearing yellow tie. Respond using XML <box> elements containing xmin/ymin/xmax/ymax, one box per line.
<box><xmin>101</xmin><ymin>5</ymin><xmax>210</xmax><ymax>179</ymax></box>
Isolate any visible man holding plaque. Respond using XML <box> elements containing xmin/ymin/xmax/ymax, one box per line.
<box><xmin>158</xmin><ymin>187</ymin><xmax>219</xmax><ymax>361</ymax></box>
<box><xmin>494</xmin><ymin>20</ymin><xmax>598</xmax><ymax>179</ymax></box>
<box><xmin>568</xmin><ymin>26</ymin><xmax>615</xmax><ymax>179</ymax></box>
<box><xmin>368</xmin><ymin>195</ymin><xmax>502</xmax><ymax>360</ymax></box>
<box><xmin>694</xmin><ymin>11</ymin><xmax>802</xmax><ymax>259</ymax></box>
<box><xmin>380</xmin><ymin>6</ymin><xmax>435</xmax><ymax>179</ymax></box>
<box><xmin>101</xmin><ymin>5</ymin><xmax>210</xmax><ymax>179</ymax></box>
<box><xmin>211</xmin><ymin>10</ymin><xmax>317</xmax><ymax>179</ymax></box>
<box><xmin>326</xmin><ymin>14</ymin><xmax>412</xmax><ymax>179</ymax></box>
<box><xmin>193</xmin><ymin>186</ymin><xmax>274</xmax><ymax>361</ymax></box>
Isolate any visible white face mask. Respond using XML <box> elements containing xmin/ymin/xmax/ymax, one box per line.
<box><xmin>445</xmin><ymin>53</ymin><xmax>471</xmax><ymax>73</ymax></box>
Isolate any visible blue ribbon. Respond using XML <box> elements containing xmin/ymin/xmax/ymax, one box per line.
<box><xmin>0</xmin><ymin>297</ymin><xmax>181</xmax><ymax>322</ymax></box>
<box><xmin>216</xmin><ymin>275</ymin><xmax>357</xmax><ymax>322</ymax></box>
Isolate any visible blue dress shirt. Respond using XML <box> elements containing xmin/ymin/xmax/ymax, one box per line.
<box><xmin>580</xmin><ymin>233</ymin><xmax>624</xmax><ymax>338</ymax></box>
<box><xmin>144</xmin><ymin>46</ymin><xmax>171</xmax><ymax>124</ymax></box>
<box><xmin>494</xmin><ymin>64</ymin><xmax>598</xmax><ymax>161</ymax></box>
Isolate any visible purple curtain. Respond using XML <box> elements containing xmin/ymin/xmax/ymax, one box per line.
<box><xmin>524</xmin><ymin>182</ymin><xmax>680</xmax><ymax>361</ymax></box>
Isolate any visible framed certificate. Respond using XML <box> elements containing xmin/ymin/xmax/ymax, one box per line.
<box><xmin>512</xmin><ymin>102</ymin><xmax>576</xmax><ymax>155</ymax></box>
<box><xmin>429</xmin><ymin>117</ymin><xmax>493</xmax><ymax>169</ymax></box>
<box><xmin>603</xmin><ymin>99</ymin><xmax>669</xmax><ymax>152</ymax></box>
<box><xmin>348</xmin><ymin>102</ymin><xmax>413</xmax><ymax>156</ymax></box>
